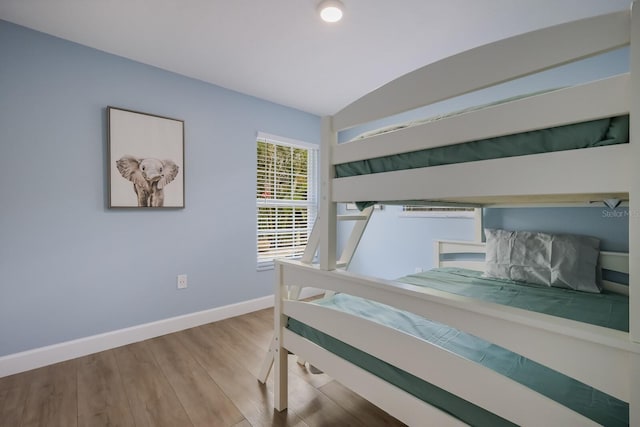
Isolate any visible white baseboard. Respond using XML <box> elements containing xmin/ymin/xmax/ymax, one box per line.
<box><xmin>0</xmin><ymin>288</ymin><xmax>322</xmax><ymax>378</ymax></box>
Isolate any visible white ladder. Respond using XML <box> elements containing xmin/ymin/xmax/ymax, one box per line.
<box><xmin>257</xmin><ymin>206</ymin><xmax>374</xmax><ymax>383</ymax></box>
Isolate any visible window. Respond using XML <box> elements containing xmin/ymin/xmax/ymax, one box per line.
<box><xmin>256</xmin><ymin>133</ymin><xmax>317</xmax><ymax>270</ymax></box>
<box><xmin>401</xmin><ymin>205</ymin><xmax>476</xmax><ymax>218</ymax></box>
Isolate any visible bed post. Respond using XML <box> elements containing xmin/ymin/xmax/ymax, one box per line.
<box><xmin>630</xmin><ymin>2</ymin><xmax>639</xmax><ymax>426</ymax></box>
<box><xmin>273</xmin><ymin>262</ymin><xmax>288</xmax><ymax>411</ymax></box>
<box><xmin>320</xmin><ymin>116</ymin><xmax>337</xmax><ymax>271</ymax></box>
<box><xmin>474</xmin><ymin>208</ymin><xmax>484</xmax><ymax>242</ymax></box>
<box><xmin>630</xmin><ymin>0</ymin><xmax>639</xmax><ymax>345</ymax></box>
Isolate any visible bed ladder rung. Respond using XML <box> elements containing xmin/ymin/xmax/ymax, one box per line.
<box><xmin>257</xmin><ymin>206</ymin><xmax>374</xmax><ymax>384</ymax></box>
<box><xmin>338</xmin><ymin>213</ymin><xmax>370</xmax><ymax>221</ymax></box>
<box><xmin>301</xmin><ymin>206</ymin><xmax>374</xmax><ymax>267</ymax></box>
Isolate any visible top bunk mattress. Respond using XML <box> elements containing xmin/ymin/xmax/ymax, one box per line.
<box><xmin>334</xmin><ymin>115</ymin><xmax>629</xmax><ymax>179</ymax></box>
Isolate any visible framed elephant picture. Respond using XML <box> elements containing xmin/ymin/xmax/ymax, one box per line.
<box><xmin>108</xmin><ymin>107</ymin><xmax>185</xmax><ymax>208</ymax></box>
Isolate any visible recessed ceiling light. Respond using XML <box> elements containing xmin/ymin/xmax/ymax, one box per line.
<box><xmin>318</xmin><ymin>0</ymin><xmax>344</xmax><ymax>23</ymax></box>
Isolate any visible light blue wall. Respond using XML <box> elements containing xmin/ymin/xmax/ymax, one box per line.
<box><xmin>339</xmin><ymin>206</ymin><xmax>476</xmax><ymax>279</ymax></box>
<box><xmin>484</xmin><ymin>207</ymin><xmax>629</xmax><ymax>252</ymax></box>
<box><xmin>0</xmin><ymin>20</ymin><xmax>319</xmax><ymax>357</ymax></box>
<box><xmin>340</xmin><ymin>48</ymin><xmax>629</xmax><ymax>278</ymax></box>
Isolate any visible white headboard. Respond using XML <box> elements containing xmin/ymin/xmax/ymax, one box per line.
<box><xmin>434</xmin><ymin>240</ymin><xmax>629</xmax><ymax>296</ymax></box>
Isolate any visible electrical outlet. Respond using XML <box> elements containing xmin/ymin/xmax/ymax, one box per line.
<box><xmin>414</xmin><ymin>267</ymin><xmax>423</xmax><ymax>273</ymax></box>
<box><xmin>177</xmin><ymin>274</ymin><xmax>188</xmax><ymax>289</ymax></box>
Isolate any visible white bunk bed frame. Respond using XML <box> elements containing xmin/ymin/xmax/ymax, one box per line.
<box><xmin>272</xmin><ymin>4</ymin><xmax>640</xmax><ymax>426</ymax></box>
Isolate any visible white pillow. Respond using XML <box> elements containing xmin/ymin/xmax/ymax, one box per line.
<box><xmin>484</xmin><ymin>229</ymin><xmax>601</xmax><ymax>293</ymax></box>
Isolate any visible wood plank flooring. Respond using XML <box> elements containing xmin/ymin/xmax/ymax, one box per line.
<box><xmin>0</xmin><ymin>307</ymin><xmax>405</xmax><ymax>426</ymax></box>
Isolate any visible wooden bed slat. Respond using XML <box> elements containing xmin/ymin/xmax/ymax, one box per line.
<box><xmin>282</xmin><ymin>330</ymin><xmax>466</xmax><ymax>427</ymax></box>
<box><xmin>333</xmin><ymin>10</ymin><xmax>630</xmax><ymax>131</ymax></box>
<box><xmin>332</xmin><ymin>144</ymin><xmax>629</xmax><ymax>204</ymax></box>
<box><xmin>600</xmin><ymin>251</ymin><xmax>630</xmax><ymax>274</ymax></box>
<box><xmin>334</xmin><ymin>75</ymin><xmax>629</xmax><ymax>164</ymax></box>
<box><xmin>438</xmin><ymin>241</ymin><xmax>485</xmax><ymax>254</ymax></box>
<box><xmin>603</xmin><ymin>280</ymin><xmax>630</xmax><ymax>296</ymax></box>
<box><xmin>439</xmin><ymin>260</ymin><xmax>485</xmax><ymax>271</ymax></box>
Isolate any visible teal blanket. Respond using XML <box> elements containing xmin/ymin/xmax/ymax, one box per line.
<box><xmin>287</xmin><ymin>269</ymin><xmax>629</xmax><ymax>426</ymax></box>
<box><xmin>402</xmin><ymin>267</ymin><xmax>628</xmax><ymax>332</ymax></box>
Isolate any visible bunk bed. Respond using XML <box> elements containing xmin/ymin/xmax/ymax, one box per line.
<box><xmin>269</xmin><ymin>5</ymin><xmax>640</xmax><ymax>426</ymax></box>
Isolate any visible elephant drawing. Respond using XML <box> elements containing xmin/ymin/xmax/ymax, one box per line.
<box><xmin>116</xmin><ymin>155</ymin><xmax>179</xmax><ymax>207</ymax></box>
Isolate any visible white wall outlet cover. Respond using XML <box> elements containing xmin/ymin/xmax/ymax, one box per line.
<box><xmin>177</xmin><ymin>274</ymin><xmax>188</xmax><ymax>289</ymax></box>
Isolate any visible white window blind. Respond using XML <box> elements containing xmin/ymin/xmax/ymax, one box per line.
<box><xmin>256</xmin><ymin>133</ymin><xmax>317</xmax><ymax>271</ymax></box>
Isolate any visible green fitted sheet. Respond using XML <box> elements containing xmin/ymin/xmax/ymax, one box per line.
<box><xmin>287</xmin><ymin>269</ymin><xmax>629</xmax><ymax>426</ymax></box>
<box><xmin>402</xmin><ymin>267</ymin><xmax>629</xmax><ymax>332</ymax></box>
<box><xmin>336</xmin><ymin>116</ymin><xmax>629</xmax><ymax>179</ymax></box>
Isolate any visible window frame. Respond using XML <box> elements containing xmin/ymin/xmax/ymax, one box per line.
<box><xmin>256</xmin><ymin>132</ymin><xmax>318</xmax><ymax>271</ymax></box>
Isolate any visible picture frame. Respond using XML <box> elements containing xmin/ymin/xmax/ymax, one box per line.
<box><xmin>108</xmin><ymin>107</ymin><xmax>185</xmax><ymax>208</ymax></box>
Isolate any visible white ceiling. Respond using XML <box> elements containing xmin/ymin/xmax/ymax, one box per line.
<box><xmin>0</xmin><ymin>0</ymin><xmax>632</xmax><ymax>116</ymax></box>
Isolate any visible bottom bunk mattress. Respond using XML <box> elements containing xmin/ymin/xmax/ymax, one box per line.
<box><xmin>286</xmin><ymin>268</ymin><xmax>629</xmax><ymax>426</ymax></box>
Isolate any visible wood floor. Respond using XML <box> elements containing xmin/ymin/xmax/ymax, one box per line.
<box><xmin>0</xmin><ymin>307</ymin><xmax>405</xmax><ymax>426</ymax></box>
